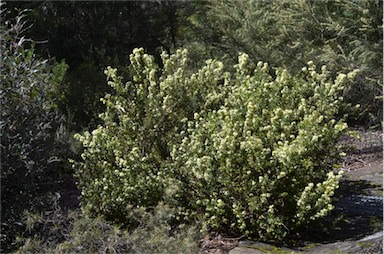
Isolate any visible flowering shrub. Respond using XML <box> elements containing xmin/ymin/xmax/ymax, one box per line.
<box><xmin>74</xmin><ymin>48</ymin><xmax>226</xmax><ymax>223</ymax></box>
<box><xmin>74</xmin><ymin>48</ymin><xmax>357</xmax><ymax>239</ymax></box>
<box><xmin>171</xmin><ymin>54</ymin><xmax>358</xmax><ymax>239</ymax></box>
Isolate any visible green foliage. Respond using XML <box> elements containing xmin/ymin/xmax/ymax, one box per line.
<box><xmin>1</xmin><ymin>5</ymin><xmax>69</xmax><ymax>180</ymax></box>
<box><xmin>17</xmin><ymin>204</ymin><xmax>200</xmax><ymax>254</ymax></box>
<box><xmin>171</xmin><ymin>55</ymin><xmax>357</xmax><ymax>240</ymax></box>
<box><xmin>60</xmin><ymin>58</ymin><xmax>110</xmax><ymax>130</ymax></box>
<box><xmin>205</xmin><ymin>0</ymin><xmax>382</xmax><ymax>126</ymax></box>
<box><xmin>74</xmin><ymin>47</ymin><xmax>226</xmax><ymax>224</ymax></box>
<box><xmin>176</xmin><ymin>2</ymin><xmax>231</xmax><ymax>71</ymax></box>
<box><xmin>0</xmin><ymin>5</ymin><xmax>73</xmax><ymax>252</ymax></box>
<box><xmin>6</xmin><ymin>1</ymin><xmax>199</xmax><ymax>131</ymax></box>
<box><xmin>74</xmin><ymin>48</ymin><xmax>357</xmax><ymax>241</ymax></box>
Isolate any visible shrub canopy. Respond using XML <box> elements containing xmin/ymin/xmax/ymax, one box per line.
<box><xmin>74</xmin><ymin>48</ymin><xmax>357</xmax><ymax>240</ymax></box>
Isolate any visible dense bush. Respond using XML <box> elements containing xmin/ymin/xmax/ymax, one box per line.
<box><xmin>171</xmin><ymin>55</ymin><xmax>357</xmax><ymax>240</ymax></box>
<box><xmin>74</xmin><ymin>48</ymin><xmax>226</xmax><ymax>224</ymax></box>
<box><xmin>0</xmin><ymin>5</ymin><xmax>71</xmax><ymax>252</ymax></box>
<box><xmin>74</xmin><ymin>49</ymin><xmax>357</xmax><ymax>240</ymax></box>
<box><xmin>1</xmin><ymin>7</ymin><xmax>67</xmax><ymax>181</ymax></box>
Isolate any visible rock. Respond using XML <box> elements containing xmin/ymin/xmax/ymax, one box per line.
<box><xmin>229</xmin><ymin>232</ymin><xmax>383</xmax><ymax>254</ymax></box>
<box><xmin>334</xmin><ymin>194</ymin><xmax>383</xmax><ymax>217</ymax></box>
<box><xmin>344</xmin><ymin>162</ymin><xmax>383</xmax><ymax>187</ymax></box>
<box><xmin>229</xmin><ymin>241</ymin><xmax>298</xmax><ymax>254</ymax></box>
<box><xmin>303</xmin><ymin>231</ymin><xmax>383</xmax><ymax>254</ymax></box>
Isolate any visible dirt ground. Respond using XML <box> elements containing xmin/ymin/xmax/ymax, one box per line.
<box><xmin>338</xmin><ymin>128</ymin><xmax>383</xmax><ymax>172</ymax></box>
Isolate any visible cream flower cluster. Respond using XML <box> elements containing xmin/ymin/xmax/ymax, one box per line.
<box><xmin>74</xmin><ymin>49</ymin><xmax>357</xmax><ymax>240</ymax></box>
<box><xmin>172</xmin><ymin>55</ymin><xmax>357</xmax><ymax>239</ymax></box>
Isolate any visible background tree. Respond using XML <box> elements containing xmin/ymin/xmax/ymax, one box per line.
<box><xmin>6</xmin><ymin>0</ymin><xmax>381</xmax><ymax>129</ymax></box>
<box><xmin>6</xmin><ymin>1</ymin><xmax>193</xmax><ymax>131</ymax></box>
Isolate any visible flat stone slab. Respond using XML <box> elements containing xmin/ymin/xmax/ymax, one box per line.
<box><xmin>229</xmin><ymin>231</ymin><xmax>383</xmax><ymax>254</ymax></box>
<box><xmin>303</xmin><ymin>231</ymin><xmax>383</xmax><ymax>254</ymax></box>
<box><xmin>344</xmin><ymin>161</ymin><xmax>383</xmax><ymax>187</ymax></box>
<box><xmin>230</xmin><ymin>241</ymin><xmax>298</xmax><ymax>254</ymax></box>
<box><xmin>334</xmin><ymin>194</ymin><xmax>383</xmax><ymax>217</ymax></box>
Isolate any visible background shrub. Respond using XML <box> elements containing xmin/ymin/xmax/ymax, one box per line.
<box><xmin>0</xmin><ymin>5</ymin><xmax>73</xmax><ymax>252</ymax></box>
<box><xmin>75</xmin><ymin>49</ymin><xmax>357</xmax><ymax>241</ymax></box>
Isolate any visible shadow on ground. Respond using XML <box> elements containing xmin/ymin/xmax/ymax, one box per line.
<box><xmin>294</xmin><ymin>179</ymin><xmax>383</xmax><ymax>245</ymax></box>
<box><xmin>1</xmin><ymin>169</ymin><xmax>80</xmax><ymax>253</ymax></box>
